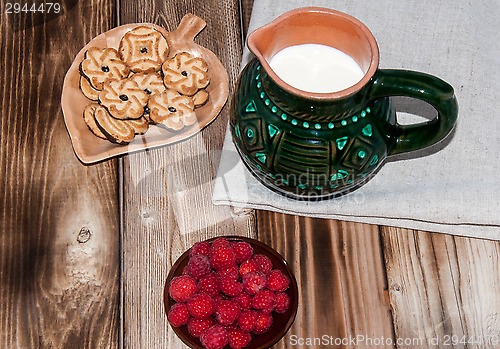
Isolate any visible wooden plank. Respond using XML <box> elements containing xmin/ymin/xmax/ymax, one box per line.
<box><xmin>118</xmin><ymin>1</ymin><xmax>256</xmax><ymax>348</ymax></box>
<box><xmin>240</xmin><ymin>0</ymin><xmax>255</xmax><ymax>40</ymax></box>
<box><xmin>0</xmin><ymin>2</ymin><xmax>119</xmax><ymax>349</ymax></box>
<box><xmin>257</xmin><ymin>213</ymin><xmax>395</xmax><ymax>348</ymax></box>
<box><xmin>382</xmin><ymin>227</ymin><xmax>500</xmax><ymax>349</ymax></box>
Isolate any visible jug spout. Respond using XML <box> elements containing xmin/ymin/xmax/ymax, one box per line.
<box><xmin>247</xmin><ymin>7</ymin><xmax>379</xmax><ymax>100</ymax></box>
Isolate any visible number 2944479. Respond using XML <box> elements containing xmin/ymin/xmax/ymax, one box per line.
<box><xmin>5</xmin><ymin>2</ymin><xmax>61</xmax><ymax>14</ymax></box>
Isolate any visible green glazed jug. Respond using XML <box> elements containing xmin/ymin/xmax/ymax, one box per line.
<box><xmin>231</xmin><ymin>7</ymin><xmax>458</xmax><ymax>200</ymax></box>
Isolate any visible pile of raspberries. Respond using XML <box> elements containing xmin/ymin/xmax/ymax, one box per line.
<box><xmin>167</xmin><ymin>237</ymin><xmax>291</xmax><ymax>349</ymax></box>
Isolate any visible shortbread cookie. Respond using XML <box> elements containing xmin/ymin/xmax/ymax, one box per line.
<box><xmin>83</xmin><ymin>103</ymin><xmax>107</xmax><ymax>139</ymax></box>
<box><xmin>149</xmin><ymin>89</ymin><xmax>196</xmax><ymax>131</ymax></box>
<box><xmin>80</xmin><ymin>47</ymin><xmax>129</xmax><ymax>90</ymax></box>
<box><xmin>129</xmin><ymin>72</ymin><xmax>166</xmax><ymax>96</ymax></box>
<box><xmin>80</xmin><ymin>76</ymin><xmax>100</xmax><ymax>101</ymax></box>
<box><xmin>94</xmin><ymin>105</ymin><xmax>135</xmax><ymax>145</ymax></box>
<box><xmin>127</xmin><ymin>117</ymin><xmax>149</xmax><ymax>134</ymax></box>
<box><xmin>143</xmin><ymin>106</ymin><xmax>153</xmax><ymax>124</ymax></box>
<box><xmin>99</xmin><ymin>78</ymin><xmax>149</xmax><ymax>120</ymax></box>
<box><xmin>119</xmin><ymin>26</ymin><xmax>169</xmax><ymax>73</ymax></box>
<box><xmin>191</xmin><ymin>89</ymin><xmax>209</xmax><ymax>108</ymax></box>
<box><xmin>130</xmin><ymin>72</ymin><xmax>167</xmax><ymax>124</ymax></box>
<box><xmin>162</xmin><ymin>52</ymin><xmax>209</xmax><ymax>96</ymax></box>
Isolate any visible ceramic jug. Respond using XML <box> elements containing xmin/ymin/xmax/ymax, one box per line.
<box><xmin>230</xmin><ymin>7</ymin><xmax>458</xmax><ymax>200</ymax></box>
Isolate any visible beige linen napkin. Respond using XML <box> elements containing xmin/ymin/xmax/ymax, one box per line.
<box><xmin>212</xmin><ymin>0</ymin><xmax>500</xmax><ymax>240</ymax></box>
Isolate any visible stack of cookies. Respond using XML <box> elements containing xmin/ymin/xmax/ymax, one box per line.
<box><xmin>79</xmin><ymin>26</ymin><xmax>210</xmax><ymax>144</ymax></box>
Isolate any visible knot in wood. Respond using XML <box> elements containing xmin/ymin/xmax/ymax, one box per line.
<box><xmin>77</xmin><ymin>227</ymin><xmax>92</xmax><ymax>243</ymax></box>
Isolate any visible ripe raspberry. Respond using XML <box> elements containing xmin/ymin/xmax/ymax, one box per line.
<box><xmin>252</xmin><ymin>254</ymin><xmax>273</xmax><ymax>273</ymax></box>
<box><xmin>187</xmin><ymin>317</ymin><xmax>215</xmax><ymax>338</ymax></box>
<box><xmin>233</xmin><ymin>291</ymin><xmax>253</xmax><ymax>310</ymax></box>
<box><xmin>225</xmin><ymin>324</ymin><xmax>240</xmax><ymax>332</ymax></box>
<box><xmin>266</xmin><ymin>269</ymin><xmax>290</xmax><ymax>292</ymax></box>
<box><xmin>252</xmin><ymin>289</ymin><xmax>275</xmax><ymax>312</ymax></box>
<box><xmin>200</xmin><ymin>324</ymin><xmax>229</xmax><ymax>349</ymax></box>
<box><xmin>190</xmin><ymin>241</ymin><xmax>211</xmax><ymax>257</ymax></box>
<box><xmin>275</xmin><ymin>292</ymin><xmax>291</xmax><ymax>313</ymax></box>
<box><xmin>215</xmin><ymin>299</ymin><xmax>241</xmax><ymax>326</ymax></box>
<box><xmin>184</xmin><ymin>255</ymin><xmax>211</xmax><ymax>280</ymax></box>
<box><xmin>254</xmin><ymin>312</ymin><xmax>273</xmax><ymax>334</ymax></box>
<box><xmin>218</xmin><ymin>265</ymin><xmax>240</xmax><ymax>280</ymax></box>
<box><xmin>167</xmin><ymin>303</ymin><xmax>190</xmax><ymax>327</ymax></box>
<box><xmin>169</xmin><ymin>275</ymin><xmax>197</xmax><ymax>302</ymax></box>
<box><xmin>242</xmin><ymin>272</ymin><xmax>267</xmax><ymax>295</ymax></box>
<box><xmin>219</xmin><ymin>276</ymin><xmax>244</xmax><ymax>297</ymax></box>
<box><xmin>212</xmin><ymin>293</ymin><xmax>227</xmax><ymax>307</ymax></box>
<box><xmin>187</xmin><ymin>293</ymin><xmax>215</xmax><ymax>319</ymax></box>
<box><xmin>210</xmin><ymin>245</ymin><xmax>237</xmax><ymax>270</ymax></box>
<box><xmin>228</xmin><ymin>328</ymin><xmax>252</xmax><ymax>349</ymax></box>
<box><xmin>237</xmin><ymin>310</ymin><xmax>258</xmax><ymax>332</ymax></box>
<box><xmin>232</xmin><ymin>241</ymin><xmax>254</xmax><ymax>264</ymax></box>
<box><xmin>211</xmin><ymin>237</ymin><xmax>231</xmax><ymax>249</ymax></box>
<box><xmin>239</xmin><ymin>259</ymin><xmax>259</xmax><ymax>277</ymax></box>
<box><xmin>198</xmin><ymin>272</ymin><xmax>220</xmax><ymax>297</ymax></box>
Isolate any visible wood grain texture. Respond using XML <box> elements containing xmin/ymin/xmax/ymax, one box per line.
<box><xmin>257</xmin><ymin>213</ymin><xmax>395</xmax><ymax>348</ymax></box>
<box><xmin>240</xmin><ymin>0</ymin><xmax>254</xmax><ymax>40</ymax></box>
<box><xmin>0</xmin><ymin>1</ymin><xmax>119</xmax><ymax>348</ymax></box>
<box><xmin>382</xmin><ymin>227</ymin><xmax>500</xmax><ymax>349</ymax></box>
<box><xmin>118</xmin><ymin>1</ymin><xmax>256</xmax><ymax>348</ymax></box>
<box><xmin>3</xmin><ymin>0</ymin><xmax>499</xmax><ymax>349</ymax></box>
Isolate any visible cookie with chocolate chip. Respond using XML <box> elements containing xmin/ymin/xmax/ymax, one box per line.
<box><xmin>98</xmin><ymin>78</ymin><xmax>149</xmax><ymax>120</ymax></box>
<box><xmin>129</xmin><ymin>72</ymin><xmax>166</xmax><ymax>97</ymax></box>
<box><xmin>119</xmin><ymin>26</ymin><xmax>169</xmax><ymax>73</ymax></box>
<box><xmin>80</xmin><ymin>47</ymin><xmax>129</xmax><ymax>90</ymax></box>
<box><xmin>162</xmin><ymin>51</ymin><xmax>209</xmax><ymax>96</ymax></box>
<box><xmin>148</xmin><ymin>89</ymin><xmax>196</xmax><ymax>131</ymax></box>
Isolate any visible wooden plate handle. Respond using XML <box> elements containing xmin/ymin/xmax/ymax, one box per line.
<box><xmin>172</xmin><ymin>13</ymin><xmax>207</xmax><ymax>43</ymax></box>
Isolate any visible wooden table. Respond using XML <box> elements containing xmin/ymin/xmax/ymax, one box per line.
<box><xmin>1</xmin><ymin>1</ymin><xmax>499</xmax><ymax>348</ymax></box>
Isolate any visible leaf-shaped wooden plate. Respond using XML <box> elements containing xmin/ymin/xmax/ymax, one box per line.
<box><xmin>61</xmin><ymin>14</ymin><xmax>229</xmax><ymax>164</ymax></box>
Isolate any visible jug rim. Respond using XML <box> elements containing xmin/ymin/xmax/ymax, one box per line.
<box><xmin>247</xmin><ymin>7</ymin><xmax>379</xmax><ymax>100</ymax></box>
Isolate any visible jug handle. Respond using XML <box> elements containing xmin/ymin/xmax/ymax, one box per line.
<box><xmin>368</xmin><ymin>69</ymin><xmax>458</xmax><ymax>155</ymax></box>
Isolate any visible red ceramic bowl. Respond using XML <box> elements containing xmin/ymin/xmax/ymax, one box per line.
<box><xmin>164</xmin><ymin>236</ymin><xmax>298</xmax><ymax>349</ymax></box>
